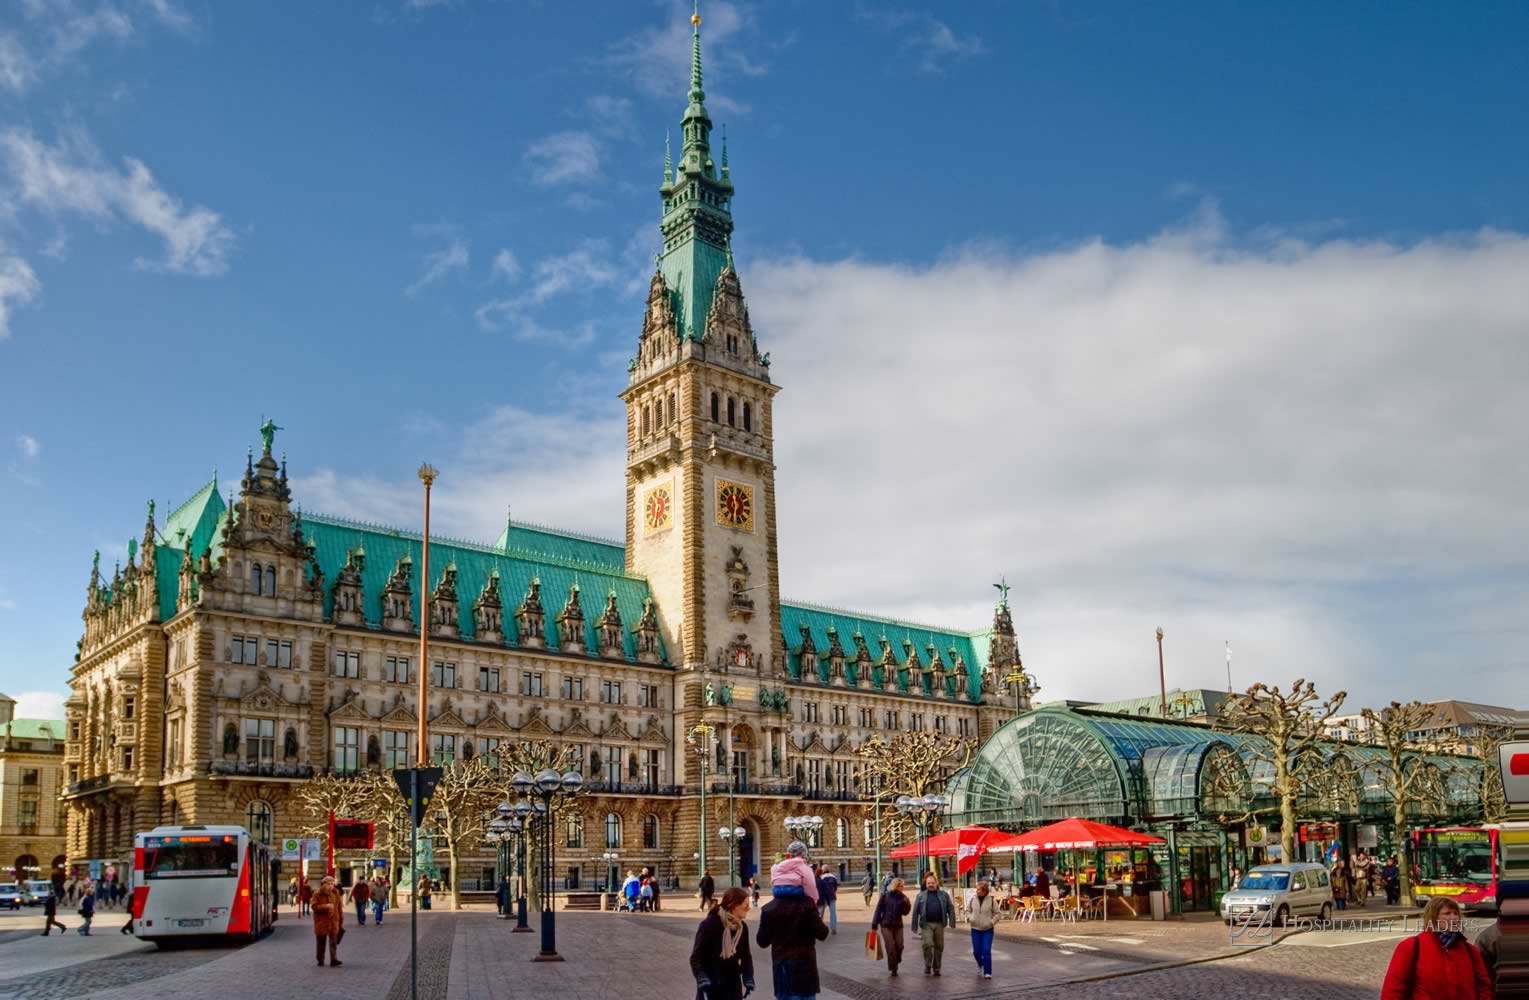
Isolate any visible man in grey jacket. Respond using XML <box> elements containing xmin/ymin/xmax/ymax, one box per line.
<box><xmin>911</xmin><ymin>873</ymin><xmax>956</xmax><ymax>976</ymax></box>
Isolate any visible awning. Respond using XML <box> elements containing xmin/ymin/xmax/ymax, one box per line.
<box><xmin>986</xmin><ymin>817</ymin><xmax>1166</xmax><ymax>853</ymax></box>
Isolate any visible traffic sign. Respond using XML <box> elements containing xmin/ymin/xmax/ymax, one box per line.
<box><xmin>393</xmin><ymin>766</ymin><xmax>445</xmax><ymax>826</ymax></box>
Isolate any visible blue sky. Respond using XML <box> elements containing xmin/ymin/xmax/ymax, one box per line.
<box><xmin>3</xmin><ymin>0</ymin><xmax>1528</xmax><ymax>719</ymax></box>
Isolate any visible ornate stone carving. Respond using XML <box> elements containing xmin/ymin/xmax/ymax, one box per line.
<box><xmin>429</xmin><ymin>561</ymin><xmax>460</xmax><ymax>639</ymax></box>
<box><xmin>555</xmin><ymin>582</ymin><xmax>586</xmax><ymax>652</ymax></box>
<box><xmin>516</xmin><ymin>577</ymin><xmax>546</xmax><ymax>647</ymax></box>
<box><xmin>381</xmin><ymin>554</ymin><xmax>414</xmax><ymax>632</ymax></box>
<box><xmin>726</xmin><ymin>546</ymin><xmax>754</xmax><ymax>621</ymax></box>
<box><xmin>927</xmin><ymin>642</ymin><xmax>948</xmax><ymax>700</ymax></box>
<box><xmin>633</xmin><ymin>597</ymin><xmax>661</xmax><ymax>663</ymax></box>
<box><xmin>825</xmin><ymin>625</ymin><xmax>847</xmax><ymax>686</ymax></box>
<box><xmin>332</xmin><ymin>546</ymin><xmax>366</xmax><ymax>626</ymax></box>
<box><xmin>878</xmin><ymin>636</ymin><xmax>899</xmax><ymax>692</ymax></box>
<box><xmin>473</xmin><ymin>569</ymin><xmax>504</xmax><ymax>643</ymax></box>
<box><xmin>796</xmin><ymin>624</ymin><xmax>819</xmax><ymax>684</ymax></box>
<box><xmin>596</xmin><ymin>590</ymin><xmax>624</xmax><ymax>658</ymax></box>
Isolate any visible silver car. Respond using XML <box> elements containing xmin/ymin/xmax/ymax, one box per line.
<box><xmin>1221</xmin><ymin>862</ymin><xmax>1334</xmax><ymax>926</ymax></box>
<box><xmin>0</xmin><ymin>882</ymin><xmax>28</xmax><ymax>910</ymax></box>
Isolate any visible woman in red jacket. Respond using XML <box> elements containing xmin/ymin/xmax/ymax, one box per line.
<box><xmin>1380</xmin><ymin>897</ymin><xmax>1493</xmax><ymax>1000</ymax></box>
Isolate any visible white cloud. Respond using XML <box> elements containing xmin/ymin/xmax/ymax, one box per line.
<box><xmin>12</xmin><ymin>689</ymin><xmax>68</xmax><ymax>720</ymax></box>
<box><xmin>0</xmin><ymin>597</ymin><xmax>15</xmax><ymax>611</ymax></box>
<box><xmin>0</xmin><ymin>32</ymin><xmax>37</xmax><ymax>92</ymax></box>
<box><xmin>524</xmin><ymin>130</ymin><xmax>601</xmax><ymax>187</ymax></box>
<box><xmin>860</xmin><ymin>8</ymin><xmax>985</xmax><ymax>73</ymax></box>
<box><xmin>476</xmin><ymin>241</ymin><xmax>618</xmax><ymax>333</ymax></box>
<box><xmin>0</xmin><ymin>249</ymin><xmax>42</xmax><ymax>339</ymax></box>
<box><xmin>17</xmin><ymin>434</ymin><xmax>42</xmax><ymax>459</ymax></box>
<box><xmin>140</xmin><ymin>0</ymin><xmax>193</xmax><ymax>34</ymax></box>
<box><xmin>490</xmin><ymin>248</ymin><xmax>520</xmax><ymax>282</ymax></box>
<box><xmin>0</xmin><ymin>128</ymin><xmax>235</xmax><ymax>275</ymax></box>
<box><xmin>46</xmin><ymin>1</ymin><xmax>134</xmax><ymax>59</ymax></box>
<box><xmin>407</xmin><ymin>235</ymin><xmax>469</xmax><ymax>296</ymax></box>
<box><xmin>746</xmin><ymin>210</ymin><xmax>1529</xmax><ymax>706</ymax></box>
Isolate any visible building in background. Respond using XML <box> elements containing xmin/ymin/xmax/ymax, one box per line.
<box><xmin>0</xmin><ymin>693</ymin><xmax>68</xmax><ymax>880</ymax></box>
<box><xmin>1045</xmin><ymin>688</ymin><xmax>1235</xmax><ymax>725</ymax></box>
<box><xmin>59</xmin><ymin>12</ymin><xmax>1023</xmax><ymax>889</ymax></box>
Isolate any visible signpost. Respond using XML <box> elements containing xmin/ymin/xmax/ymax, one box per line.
<box><xmin>393</xmin><ymin>766</ymin><xmax>444</xmax><ymax>1000</ymax></box>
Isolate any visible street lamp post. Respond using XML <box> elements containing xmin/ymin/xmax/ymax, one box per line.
<box><xmin>894</xmin><ymin>795</ymin><xmax>948</xmax><ymax>884</ymax></box>
<box><xmin>1004</xmin><ymin>665</ymin><xmax>1028</xmax><ymax>718</ymax></box>
<box><xmin>688</xmin><ymin>723</ymin><xmax>715</xmax><ymax>885</ymax></box>
<box><xmin>488</xmin><ymin>817</ymin><xmax>509</xmax><ymax>918</ymax></box>
<box><xmin>515</xmin><ymin>768</ymin><xmax>583</xmax><ymax>961</ymax></box>
<box><xmin>719</xmin><ymin>826</ymin><xmax>745</xmax><ymax>887</ymax></box>
<box><xmin>510</xmin><ymin>804</ymin><xmax>531</xmax><ymax>932</ymax></box>
<box><xmin>784</xmin><ymin>815</ymin><xmax>824</xmax><ymax>855</ymax></box>
<box><xmin>601</xmin><ymin>851</ymin><xmax>619</xmax><ymax>896</ymax></box>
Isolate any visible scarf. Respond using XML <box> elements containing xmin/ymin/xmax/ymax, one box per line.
<box><xmin>719</xmin><ymin>908</ymin><xmax>744</xmax><ymax>961</ymax></box>
<box><xmin>1437</xmin><ymin>931</ymin><xmax>1462</xmax><ymax>949</ymax></box>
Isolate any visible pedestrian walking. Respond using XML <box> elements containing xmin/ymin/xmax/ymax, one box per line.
<box><xmin>748</xmin><ymin>875</ymin><xmax>761</xmax><ymax>908</ymax></box>
<box><xmin>623</xmin><ymin>870</ymin><xmax>641</xmax><ymax>912</ymax></box>
<box><xmin>76</xmin><ymin>888</ymin><xmax>95</xmax><ymax>935</ymax></box>
<box><xmin>870</xmin><ymin>877</ymin><xmax>911</xmax><ymax>977</ymax></box>
<box><xmin>911</xmin><ymin>873</ymin><xmax>955</xmax><ymax>977</ymax></box>
<box><xmin>370</xmin><ymin>877</ymin><xmax>386</xmax><ymax>924</ymax></box>
<box><xmin>1352</xmin><ymin>850</ymin><xmax>1372</xmax><ymax>908</ymax></box>
<box><xmin>651</xmin><ymin>870</ymin><xmax>663</xmax><ymax>912</ymax></box>
<box><xmin>1380</xmin><ymin>897</ymin><xmax>1491</xmax><ymax>999</ymax></box>
<box><xmin>860</xmin><ymin>867</ymin><xmax>874</xmax><ymax>907</ymax></box>
<box><xmin>817</xmin><ymin>867</ymin><xmax>838</xmax><ymax>935</ymax></box>
<box><xmin>312</xmin><ymin>875</ymin><xmax>345</xmax><ymax>967</ymax></box>
<box><xmin>756</xmin><ymin>874</ymin><xmax>829</xmax><ymax>1000</ymax></box>
<box><xmin>690</xmin><ymin>887</ymin><xmax>757</xmax><ymax>1000</ymax></box>
<box><xmin>298</xmin><ymin>878</ymin><xmax>313</xmax><ymax>916</ymax></box>
<box><xmin>1331</xmin><ymin>860</ymin><xmax>1350</xmax><ymax>911</ymax></box>
<box><xmin>417</xmin><ymin>875</ymin><xmax>432</xmax><ymax>910</ymax></box>
<box><xmin>350</xmin><ymin>875</ymin><xmax>372</xmax><ymax>925</ymax></box>
<box><xmin>1383</xmin><ymin>856</ymin><xmax>1401</xmax><ymax>906</ymax></box>
<box><xmin>965</xmin><ymin>880</ymin><xmax>999</xmax><ymax>980</ymax></box>
<box><xmin>40</xmin><ymin>890</ymin><xmax>67</xmax><ymax>936</ymax></box>
<box><xmin>699</xmin><ymin>870</ymin><xmax>716</xmax><ymax>911</ymax></box>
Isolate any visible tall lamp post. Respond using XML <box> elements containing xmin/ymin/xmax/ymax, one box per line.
<box><xmin>894</xmin><ymin>795</ymin><xmax>948</xmax><ymax>884</ymax></box>
<box><xmin>509</xmin><ymin>805</ymin><xmax>531</xmax><ymax>932</ymax></box>
<box><xmin>601</xmin><ymin>851</ymin><xmax>619</xmax><ymax>896</ymax></box>
<box><xmin>688</xmin><ymin>723</ymin><xmax>715</xmax><ymax>884</ymax></box>
<box><xmin>1155</xmin><ymin>627</ymin><xmax>1167</xmax><ymax>718</ymax></box>
<box><xmin>719</xmin><ymin>825</ymin><xmax>745</xmax><ymax>887</ymax></box>
<box><xmin>784</xmin><ymin>815</ymin><xmax>824</xmax><ymax>854</ymax></box>
<box><xmin>487</xmin><ymin>821</ymin><xmax>508</xmax><ymax>917</ymax></box>
<box><xmin>514</xmin><ymin>768</ymin><xmax>582</xmax><ymax>962</ymax></box>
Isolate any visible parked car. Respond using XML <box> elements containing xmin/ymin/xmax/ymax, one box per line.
<box><xmin>0</xmin><ymin>883</ymin><xmax>30</xmax><ymax>910</ymax></box>
<box><xmin>1220</xmin><ymin>862</ymin><xmax>1333</xmax><ymax>926</ymax></box>
<box><xmin>24</xmin><ymin>881</ymin><xmax>53</xmax><ymax>904</ymax></box>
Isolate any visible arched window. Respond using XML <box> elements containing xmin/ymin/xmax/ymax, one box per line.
<box><xmin>710</xmin><ymin>392</ymin><xmax>719</xmax><ymax>422</ymax></box>
<box><xmin>265</xmin><ymin>565</ymin><xmax>276</xmax><ymax>597</ymax></box>
<box><xmin>643</xmin><ymin>814</ymin><xmax>660</xmax><ymax>850</ymax></box>
<box><xmin>245</xmin><ymin>800</ymin><xmax>274</xmax><ymax>845</ymax></box>
<box><xmin>726</xmin><ymin>397</ymin><xmax>735</xmax><ymax>427</ymax></box>
<box><xmin>835</xmin><ymin>817</ymin><xmax>849</xmax><ymax>849</ymax></box>
<box><xmin>742</xmin><ymin>401</ymin><xmax>752</xmax><ymax>432</ymax></box>
<box><xmin>605</xmin><ymin>812</ymin><xmax>622</xmax><ymax>849</ymax></box>
<box><xmin>566</xmin><ymin>814</ymin><xmax>584</xmax><ymax>848</ymax></box>
<box><xmin>250</xmin><ymin>563</ymin><xmax>262</xmax><ymax>595</ymax></box>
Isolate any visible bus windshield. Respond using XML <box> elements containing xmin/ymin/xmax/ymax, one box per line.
<box><xmin>1417</xmin><ymin>831</ymin><xmax>1492</xmax><ymax>885</ymax></box>
<box><xmin>143</xmin><ymin>838</ymin><xmax>240</xmax><ymax>879</ymax></box>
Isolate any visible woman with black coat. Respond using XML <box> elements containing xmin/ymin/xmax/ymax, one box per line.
<box><xmin>871</xmin><ymin>878</ymin><xmax>912</xmax><ymax>977</ymax></box>
<box><xmin>690</xmin><ymin>887</ymin><xmax>756</xmax><ymax>1000</ymax></box>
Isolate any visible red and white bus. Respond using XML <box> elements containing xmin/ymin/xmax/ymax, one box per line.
<box><xmin>132</xmin><ymin>825</ymin><xmax>276</xmax><ymax>943</ymax></box>
<box><xmin>1412</xmin><ymin>826</ymin><xmax>1499</xmax><ymax>913</ymax></box>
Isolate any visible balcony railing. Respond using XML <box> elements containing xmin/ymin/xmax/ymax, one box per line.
<box><xmin>65</xmin><ymin>774</ymin><xmax>112</xmax><ymax>796</ymax></box>
<box><xmin>208</xmin><ymin>760</ymin><xmax>316</xmax><ymax>779</ymax></box>
<box><xmin>581</xmin><ymin>781</ymin><xmax>681</xmax><ymax>796</ymax></box>
<box><xmin>801</xmin><ymin>788</ymin><xmax>864</xmax><ymax>802</ymax></box>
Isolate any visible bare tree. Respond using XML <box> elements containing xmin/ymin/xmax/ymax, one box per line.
<box><xmin>490</xmin><ymin>741</ymin><xmax>584</xmax><ymax>911</ymax></box>
<box><xmin>355</xmin><ymin>770</ymin><xmax>409</xmax><ymax>907</ymax></box>
<box><xmin>1218</xmin><ymin>679</ymin><xmax>1347</xmax><ymax>862</ymax></box>
<box><xmin>1358</xmin><ymin>701</ymin><xmax>1440</xmax><ymax>900</ymax></box>
<box><xmin>856</xmin><ymin>732</ymin><xmax>976</xmax><ymax>849</ymax></box>
<box><xmin>426</xmin><ymin>756</ymin><xmax>500</xmax><ymax>909</ymax></box>
<box><xmin>1474</xmin><ymin>725</ymin><xmax>1513</xmax><ymax>823</ymax></box>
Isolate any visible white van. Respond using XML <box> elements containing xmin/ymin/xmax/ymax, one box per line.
<box><xmin>1220</xmin><ymin>862</ymin><xmax>1334</xmax><ymax>925</ymax></box>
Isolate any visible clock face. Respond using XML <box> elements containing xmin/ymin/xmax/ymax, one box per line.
<box><xmin>715</xmin><ymin>479</ymin><xmax>755</xmax><ymax>532</ymax></box>
<box><xmin>642</xmin><ymin>481</ymin><xmax>673</xmax><ymax>533</ymax></box>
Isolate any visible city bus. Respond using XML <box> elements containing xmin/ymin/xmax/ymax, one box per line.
<box><xmin>132</xmin><ymin>825</ymin><xmax>276</xmax><ymax>944</ymax></box>
<box><xmin>1412</xmin><ymin>826</ymin><xmax>1498</xmax><ymax>913</ymax></box>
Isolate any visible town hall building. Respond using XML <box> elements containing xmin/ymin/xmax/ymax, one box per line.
<box><xmin>60</xmin><ymin>10</ymin><xmax>1032</xmax><ymax>890</ymax></box>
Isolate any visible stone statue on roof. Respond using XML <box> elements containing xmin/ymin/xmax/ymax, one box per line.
<box><xmin>259</xmin><ymin>418</ymin><xmax>282</xmax><ymax>455</ymax></box>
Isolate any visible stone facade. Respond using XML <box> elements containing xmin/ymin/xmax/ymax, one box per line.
<box><xmin>59</xmin><ymin>11</ymin><xmax>1028</xmax><ymax>889</ymax></box>
<box><xmin>0</xmin><ymin>714</ymin><xmax>68</xmax><ymax>879</ymax></box>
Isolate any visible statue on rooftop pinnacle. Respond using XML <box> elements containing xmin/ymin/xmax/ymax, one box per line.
<box><xmin>259</xmin><ymin>418</ymin><xmax>282</xmax><ymax>455</ymax></box>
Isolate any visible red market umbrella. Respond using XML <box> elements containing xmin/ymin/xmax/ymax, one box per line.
<box><xmin>986</xmin><ymin>818</ymin><xmax>1166</xmax><ymax>920</ymax></box>
<box><xmin>888</xmin><ymin>825</ymin><xmax>1002</xmax><ymax>860</ymax></box>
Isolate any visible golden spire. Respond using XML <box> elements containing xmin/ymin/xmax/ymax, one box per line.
<box><xmin>692</xmin><ymin>0</ymin><xmax>701</xmax><ymax>29</ymax></box>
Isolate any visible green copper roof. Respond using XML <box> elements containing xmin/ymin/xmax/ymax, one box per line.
<box><xmin>161</xmin><ymin>477</ymin><xmax>225</xmax><ymax>561</ymax></box>
<box><xmin>2</xmin><ymin>719</ymin><xmax>66</xmax><ymax>742</ymax></box>
<box><xmin>492</xmin><ymin>518</ymin><xmax>625</xmax><ymax>572</ymax></box>
<box><xmin>780</xmin><ymin>601</ymin><xmax>985</xmax><ymax>702</ymax></box>
<box><xmin>155</xmin><ymin>544</ymin><xmax>181</xmax><ymax>622</ymax></box>
<box><xmin>303</xmin><ymin>514</ymin><xmax>665</xmax><ymax>662</ymax></box>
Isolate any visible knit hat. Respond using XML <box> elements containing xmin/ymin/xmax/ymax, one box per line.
<box><xmin>786</xmin><ymin>840</ymin><xmax>809</xmax><ymax>857</ymax></box>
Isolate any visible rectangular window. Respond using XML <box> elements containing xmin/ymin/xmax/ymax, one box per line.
<box><xmin>600</xmin><ymin>680</ymin><xmax>622</xmax><ymax>705</ymax></box>
<box><xmin>639</xmin><ymin>684</ymin><xmax>660</xmax><ymax>708</ymax></box>
<box><xmin>430</xmin><ymin>733</ymin><xmax>457</xmax><ymax>765</ymax></box>
<box><xmin>601</xmin><ymin>745</ymin><xmax>622</xmax><ymax>782</ymax></box>
<box><xmin>334</xmin><ymin>726</ymin><xmax>360</xmax><ymax>774</ymax></box>
<box><xmin>245</xmin><ymin>719</ymin><xmax>275</xmax><ymax>762</ymax></box>
<box><xmin>121</xmin><ymin>747</ymin><xmax>134</xmax><ymax>771</ymax></box>
<box><xmin>231</xmin><ymin>634</ymin><xmax>259</xmax><ymax>665</ymax></box>
<box><xmin>958</xmin><ymin>717</ymin><xmax>972</xmax><ymax>737</ymax></box>
<box><xmin>567</xmin><ymin>743</ymin><xmax>586</xmax><ymax>776</ymax></box>
<box><xmin>21</xmin><ymin>767</ymin><xmax>40</xmax><ymax>786</ymax></box>
<box><xmin>167</xmin><ymin>718</ymin><xmax>183</xmax><ymax>768</ymax></box>
<box><xmin>803</xmin><ymin>702</ymin><xmax>820</xmax><ymax>723</ymax></box>
<box><xmin>384</xmin><ymin>731</ymin><xmax>411</xmax><ymax>770</ymax></box>
<box><xmin>806</xmin><ymin>759</ymin><xmax>823</xmax><ymax>794</ymax></box>
<box><xmin>834</xmin><ymin>760</ymin><xmax>851</xmax><ymax>793</ymax></box>
<box><xmin>123</xmin><ymin>696</ymin><xmax>136</xmax><ymax>720</ymax></box>
<box><xmin>644</xmin><ymin>748</ymin><xmax>662</xmax><ymax>788</ymax></box>
<box><xmin>432</xmin><ymin>661</ymin><xmax>457</xmax><ymax>688</ymax></box>
<box><xmin>479</xmin><ymin>667</ymin><xmax>501</xmax><ymax>693</ymax></box>
<box><xmin>910</xmin><ymin>714</ymin><xmax>924</xmax><ymax>733</ymax></box>
<box><xmin>731</xmin><ymin>749</ymin><xmax>747</xmax><ymax>789</ymax></box>
<box><xmin>934</xmin><ymin>715</ymin><xmax>947</xmax><ymax>733</ymax></box>
<box><xmin>333</xmin><ymin>650</ymin><xmax>360</xmax><ymax>679</ymax></box>
<box><xmin>265</xmin><ymin>639</ymin><xmax>293</xmax><ymax>669</ymax></box>
<box><xmin>831</xmin><ymin>704</ymin><xmax>847</xmax><ymax>726</ymax></box>
<box><xmin>565</xmin><ymin>815</ymin><xmax>584</xmax><ymax>848</ymax></box>
<box><xmin>859</xmin><ymin>707</ymin><xmax>874</xmax><ymax>728</ymax></box>
<box><xmin>520</xmin><ymin>672</ymin><xmax>543</xmax><ymax>697</ymax></box>
<box><xmin>70</xmin><ymin>720</ymin><xmax>81</xmax><ymax>741</ymax></box>
<box><xmin>884</xmin><ymin>710</ymin><xmax>898</xmax><ymax>729</ymax></box>
<box><xmin>562</xmin><ymin>676</ymin><xmax>585</xmax><ymax>701</ymax></box>
<box><xmin>18</xmin><ymin>796</ymin><xmax>39</xmax><ymax>827</ymax></box>
<box><xmin>479</xmin><ymin>737</ymin><xmax>501</xmax><ymax>767</ymax></box>
<box><xmin>384</xmin><ymin>655</ymin><xmax>411</xmax><ymax>683</ymax></box>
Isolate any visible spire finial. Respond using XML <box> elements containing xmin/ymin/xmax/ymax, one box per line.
<box><xmin>689</xmin><ymin>0</ymin><xmax>704</xmax><ymax>102</ymax></box>
<box><xmin>721</xmin><ymin>123</ymin><xmax>729</xmax><ymax>176</ymax></box>
<box><xmin>664</xmin><ymin>129</ymin><xmax>672</xmax><ymax>183</ymax></box>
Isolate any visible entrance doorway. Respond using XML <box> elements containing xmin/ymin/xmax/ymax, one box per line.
<box><xmin>1176</xmin><ymin>846</ymin><xmax>1216</xmax><ymax>912</ymax></box>
<box><xmin>737</xmin><ymin>822</ymin><xmax>757</xmax><ymax>882</ymax></box>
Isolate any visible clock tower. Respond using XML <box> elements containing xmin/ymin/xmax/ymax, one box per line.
<box><xmin>621</xmin><ymin>6</ymin><xmax>780</xmax><ymax>681</ymax></box>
